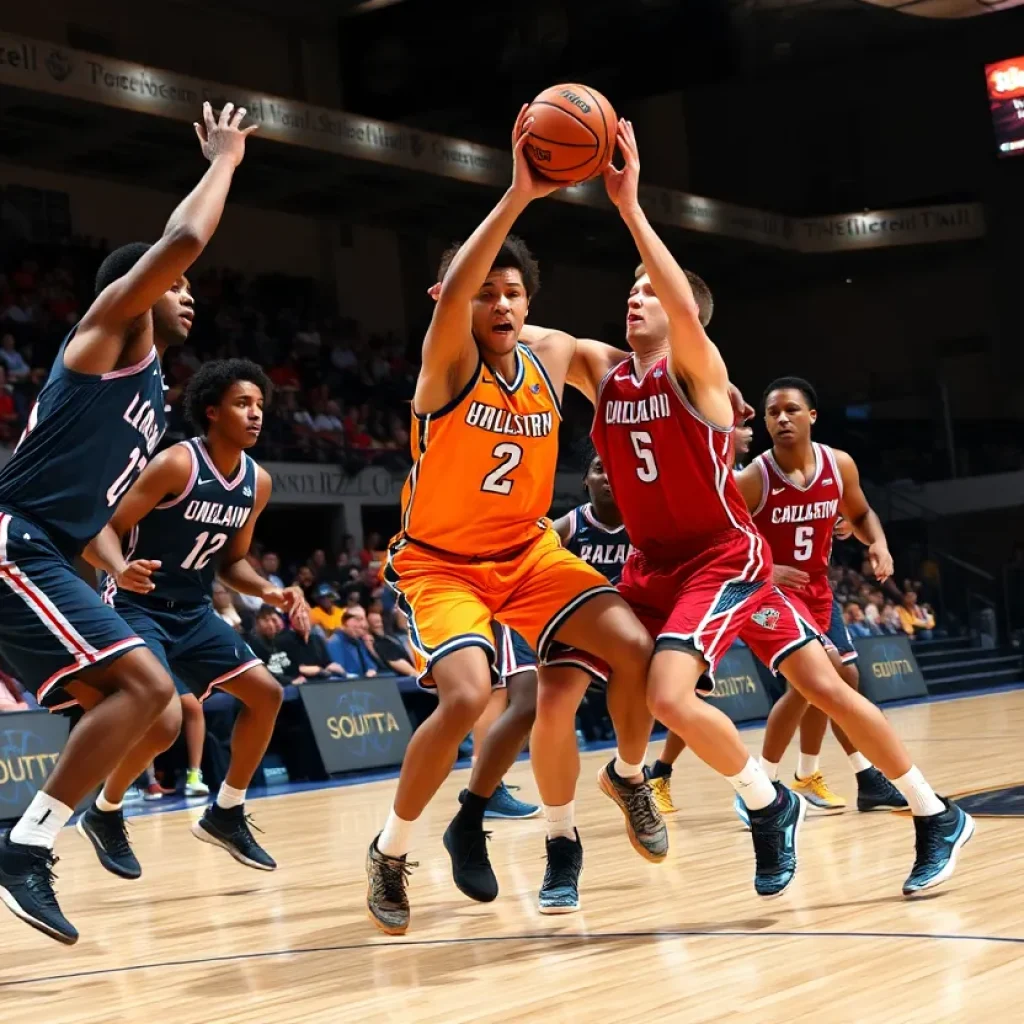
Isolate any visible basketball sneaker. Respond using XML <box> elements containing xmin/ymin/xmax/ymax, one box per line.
<box><xmin>144</xmin><ymin>782</ymin><xmax>164</xmax><ymax>802</ymax></box>
<box><xmin>191</xmin><ymin>805</ymin><xmax>276</xmax><ymax>870</ymax></box>
<box><xmin>443</xmin><ymin>815</ymin><xmax>498</xmax><ymax>903</ymax></box>
<box><xmin>0</xmin><ymin>830</ymin><xmax>77</xmax><ymax>945</ymax></box>
<box><xmin>597</xmin><ymin>761</ymin><xmax>668</xmax><ymax>862</ymax></box>
<box><xmin>539</xmin><ymin>830</ymin><xmax>583</xmax><ymax>914</ymax></box>
<box><xmin>791</xmin><ymin>772</ymin><xmax>846</xmax><ymax>814</ymax></box>
<box><xmin>185</xmin><ymin>769</ymin><xmax>210</xmax><ymax>798</ymax></box>
<box><xmin>903</xmin><ymin>799</ymin><xmax>974</xmax><ymax>897</ymax></box>
<box><xmin>649</xmin><ymin>775</ymin><xmax>679</xmax><ymax>815</ymax></box>
<box><xmin>733</xmin><ymin>793</ymin><xmax>751</xmax><ymax>830</ymax></box>
<box><xmin>749</xmin><ymin>783</ymin><xmax>806</xmax><ymax>899</ymax></box>
<box><xmin>366</xmin><ymin>836</ymin><xmax>415</xmax><ymax>935</ymax></box>
<box><xmin>461</xmin><ymin>783</ymin><xmax>539</xmax><ymax>819</ymax></box>
<box><xmin>856</xmin><ymin>767</ymin><xmax>908</xmax><ymax>812</ymax></box>
<box><xmin>77</xmin><ymin>804</ymin><xmax>142</xmax><ymax>880</ymax></box>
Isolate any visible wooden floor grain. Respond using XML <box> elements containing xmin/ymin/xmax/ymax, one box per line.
<box><xmin>2</xmin><ymin>690</ymin><xmax>1021</xmax><ymax>1024</ymax></box>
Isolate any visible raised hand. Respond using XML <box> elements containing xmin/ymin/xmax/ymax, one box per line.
<box><xmin>510</xmin><ymin>105</ymin><xmax>561</xmax><ymax>201</ymax></box>
<box><xmin>115</xmin><ymin>559</ymin><xmax>161</xmax><ymax>595</ymax></box>
<box><xmin>194</xmin><ymin>101</ymin><xmax>258</xmax><ymax>167</ymax></box>
<box><xmin>868</xmin><ymin>542</ymin><xmax>894</xmax><ymax>584</ymax></box>
<box><xmin>603</xmin><ymin>118</ymin><xmax>640</xmax><ymax>212</ymax></box>
<box><xmin>265</xmin><ymin>585</ymin><xmax>311</xmax><ymax>640</ymax></box>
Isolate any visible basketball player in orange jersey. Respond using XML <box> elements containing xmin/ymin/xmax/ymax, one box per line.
<box><xmin>526</xmin><ymin>118</ymin><xmax>972</xmax><ymax>900</ymax></box>
<box><xmin>366</xmin><ymin>108</ymin><xmax>659</xmax><ymax>936</ymax></box>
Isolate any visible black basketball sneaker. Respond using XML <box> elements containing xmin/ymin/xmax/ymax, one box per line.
<box><xmin>0</xmin><ymin>830</ymin><xmax>77</xmax><ymax>944</ymax></box>
<box><xmin>191</xmin><ymin>805</ymin><xmax>276</xmax><ymax>870</ymax></box>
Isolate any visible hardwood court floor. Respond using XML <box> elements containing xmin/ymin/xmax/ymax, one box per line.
<box><xmin>2</xmin><ymin>689</ymin><xmax>1023</xmax><ymax>1024</ymax></box>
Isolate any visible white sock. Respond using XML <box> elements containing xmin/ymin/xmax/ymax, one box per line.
<box><xmin>613</xmin><ymin>754</ymin><xmax>644</xmax><ymax>781</ymax></box>
<box><xmin>759</xmin><ymin>757</ymin><xmax>780</xmax><ymax>782</ymax></box>
<box><xmin>544</xmin><ymin>801</ymin><xmax>576</xmax><ymax>841</ymax></box>
<box><xmin>728</xmin><ymin>757</ymin><xmax>777</xmax><ymax>811</ymax></box>
<box><xmin>216</xmin><ymin>783</ymin><xmax>246</xmax><ymax>810</ymax></box>
<box><xmin>848</xmin><ymin>752</ymin><xmax>872</xmax><ymax>774</ymax></box>
<box><xmin>891</xmin><ymin>766</ymin><xmax>944</xmax><ymax>817</ymax></box>
<box><xmin>796</xmin><ymin>753</ymin><xmax>820</xmax><ymax>780</ymax></box>
<box><xmin>378</xmin><ymin>808</ymin><xmax>416</xmax><ymax>858</ymax></box>
<box><xmin>10</xmin><ymin>792</ymin><xmax>73</xmax><ymax>850</ymax></box>
<box><xmin>96</xmin><ymin>789</ymin><xmax>122</xmax><ymax>813</ymax></box>
<box><xmin>145</xmin><ymin>765</ymin><xmax>157</xmax><ymax>785</ymax></box>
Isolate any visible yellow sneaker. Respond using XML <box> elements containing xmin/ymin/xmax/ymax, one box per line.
<box><xmin>650</xmin><ymin>775</ymin><xmax>679</xmax><ymax>814</ymax></box>
<box><xmin>792</xmin><ymin>772</ymin><xmax>846</xmax><ymax>814</ymax></box>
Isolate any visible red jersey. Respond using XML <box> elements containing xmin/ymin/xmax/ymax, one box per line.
<box><xmin>591</xmin><ymin>354</ymin><xmax>766</xmax><ymax>571</ymax></box>
<box><xmin>750</xmin><ymin>442</ymin><xmax>842</xmax><ymax>578</ymax></box>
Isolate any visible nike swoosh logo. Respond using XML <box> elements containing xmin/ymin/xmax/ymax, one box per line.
<box><xmin>614</xmin><ymin>373</ymin><xmax>631</xmax><ymax>381</ymax></box>
<box><xmin>771</xmin><ymin>487</ymin><xmax>786</xmax><ymax>495</ymax></box>
<box><xmin>197</xmin><ymin>477</ymin><xmax>213</xmax><ymax>486</ymax></box>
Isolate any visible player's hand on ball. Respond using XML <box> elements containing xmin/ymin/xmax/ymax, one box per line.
<box><xmin>194</xmin><ymin>101</ymin><xmax>258</xmax><ymax>166</ymax></box>
<box><xmin>116</xmin><ymin>559</ymin><xmax>160</xmax><ymax>594</ymax></box>
<box><xmin>772</xmin><ymin>564</ymin><xmax>810</xmax><ymax>592</ymax></box>
<box><xmin>833</xmin><ymin>518</ymin><xmax>855</xmax><ymax>542</ymax></box>
<box><xmin>510</xmin><ymin>106</ymin><xmax>561</xmax><ymax>201</ymax></box>
<box><xmin>603</xmin><ymin>119</ymin><xmax>641</xmax><ymax>212</ymax></box>
<box><xmin>868</xmin><ymin>542</ymin><xmax>894</xmax><ymax>584</ymax></box>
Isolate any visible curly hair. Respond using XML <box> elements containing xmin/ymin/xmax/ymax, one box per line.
<box><xmin>184</xmin><ymin>358</ymin><xmax>272</xmax><ymax>434</ymax></box>
<box><xmin>437</xmin><ymin>234</ymin><xmax>540</xmax><ymax>299</ymax></box>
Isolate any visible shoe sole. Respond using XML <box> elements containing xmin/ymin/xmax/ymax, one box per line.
<box><xmin>191</xmin><ymin>821</ymin><xmax>276</xmax><ymax>871</ymax></box>
<box><xmin>539</xmin><ymin>900</ymin><xmax>580</xmax><ymax>915</ymax></box>
<box><xmin>442</xmin><ymin>828</ymin><xmax>499</xmax><ymax>903</ymax></box>
<box><xmin>757</xmin><ymin>793</ymin><xmax>807</xmax><ymax>900</ymax></box>
<box><xmin>0</xmin><ymin>883</ymin><xmax>78</xmax><ymax>945</ymax></box>
<box><xmin>184</xmin><ymin>789</ymin><xmax>210</xmax><ymax>798</ymax></box>
<box><xmin>75</xmin><ymin>818</ymin><xmax>141</xmax><ymax>881</ymax></box>
<box><xmin>366</xmin><ymin>905</ymin><xmax>409</xmax><ymax>935</ymax></box>
<box><xmin>597</xmin><ymin>766</ymin><xmax>668</xmax><ymax>864</ymax></box>
<box><xmin>484</xmin><ymin>808</ymin><xmax>541</xmax><ymax>820</ymax></box>
<box><xmin>857</xmin><ymin>799</ymin><xmax>908</xmax><ymax>812</ymax></box>
<box><xmin>903</xmin><ymin>812</ymin><xmax>976</xmax><ymax>898</ymax></box>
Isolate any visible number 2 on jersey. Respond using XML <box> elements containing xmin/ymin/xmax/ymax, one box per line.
<box><xmin>182</xmin><ymin>531</ymin><xmax>228</xmax><ymax>571</ymax></box>
<box><xmin>481</xmin><ymin>442</ymin><xmax>523</xmax><ymax>495</ymax></box>
<box><xmin>630</xmin><ymin>431</ymin><xmax>659</xmax><ymax>482</ymax></box>
<box><xmin>106</xmin><ymin>447</ymin><xmax>148</xmax><ymax>507</ymax></box>
<box><xmin>794</xmin><ymin>525</ymin><xmax>814</xmax><ymax>562</ymax></box>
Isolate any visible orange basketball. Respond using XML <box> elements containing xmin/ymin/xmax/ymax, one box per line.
<box><xmin>523</xmin><ymin>83</ymin><xmax>617</xmax><ymax>185</ymax></box>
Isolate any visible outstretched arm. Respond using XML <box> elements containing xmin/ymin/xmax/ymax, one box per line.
<box><xmin>834</xmin><ymin>450</ymin><xmax>893</xmax><ymax>583</ymax></box>
<box><xmin>604</xmin><ymin>120</ymin><xmax>731</xmax><ymax>426</ymax></box>
<box><xmin>68</xmin><ymin>103</ymin><xmax>256</xmax><ymax>376</ymax></box>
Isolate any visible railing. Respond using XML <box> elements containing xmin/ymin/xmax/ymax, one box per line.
<box><xmin>934</xmin><ymin>550</ymin><xmax>999</xmax><ymax>645</ymax></box>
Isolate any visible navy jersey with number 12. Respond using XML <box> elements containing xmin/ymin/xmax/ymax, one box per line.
<box><xmin>563</xmin><ymin>503</ymin><xmax>632</xmax><ymax>585</ymax></box>
<box><xmin>114</xmin><ymin>438</ymin><xmax>258</xmax><ymax>610</ymax></box>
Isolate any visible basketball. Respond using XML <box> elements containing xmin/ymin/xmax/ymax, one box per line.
<box><xmin>523</xmin><ymin>83</ymin><xmax>617</xmax><ymax>185</ymax></box>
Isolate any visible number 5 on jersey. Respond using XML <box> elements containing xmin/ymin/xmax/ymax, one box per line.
<box><xmin>630</xmin><ymin>431</ymin><xmax>659</xmax><ymax>483</ymax></box>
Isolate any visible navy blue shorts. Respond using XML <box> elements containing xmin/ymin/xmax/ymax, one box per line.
<box><xmin>0</xmin><ymin>511</ymin><xmax>145</xmax><ymax>709</ymax></box>
<box><xmin>492</xmin><ymin>622</ymin><xmax>537</xmax><ymax>688</ymax></box>
<box><xmin>114</xmin><ymin>598</ymin><xmax>262</xmax><ymax>700</ymax></box>
<box><xmin>826</xmin><ymin>595</ymin><xmax>858</xmax><ymax>664</ymax></box>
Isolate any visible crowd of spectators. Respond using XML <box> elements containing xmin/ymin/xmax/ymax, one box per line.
<box><xmin>830</xmin><ymin>556</ymin><xmax>939</xmax><ymax>642</ymax></box>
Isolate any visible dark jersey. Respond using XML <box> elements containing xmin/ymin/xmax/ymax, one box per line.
<box><xmin>563</xmin><ymin>503</ymin><xmax>632</xmax><ymax>585</ymax></box>
<box><xmin>112</xmin><ymin>438</ymin><xmax>258</xmax><ymax>610</ymax></box>
<box><xmin>0</xmin><ymin>330</ymin><xmax>166</xmax><ymax>559</ymax></box>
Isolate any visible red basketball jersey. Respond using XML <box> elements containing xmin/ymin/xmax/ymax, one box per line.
<box><xmin>750</xmin><ymin>442</ymin><xmax>842</xmax><ymax>577</ymax></box>
<box><xmin>591</xmin><ymin>354</ymin><xmax>767</xmax><ymax>571</ymax></box>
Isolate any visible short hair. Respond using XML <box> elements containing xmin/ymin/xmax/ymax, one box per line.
<box><xmin>95</xmin><ymin>242</ymin><xmax>152</xmax><ymax>296</ymax></box>
<box><xmin>342</xmin><ymin>609</ymin><xmax>361</xmax><ymax>623</ymax></box>
<box><xmin>256</xmin><ymin>604</ymin><xmax>279</xmax><ymax>619</ymax></box>
<box><xmin>184</xmin><ymin>358</ymin><xmax>272</xmax><ymax>434</ymax></box>
<box><xmin>633</xmin><ymin>263</ymin><xmax>713</xmax><ymax>327</ymax></box>
<box><xmin>762</xmin><ymin>376</ymin><xmax>817</xmax><ymax>411</ymax></box>
<box><xmin>438</xmin><ymin>234</ymin><xmax>540</xmax><ymax>299</ymax></box>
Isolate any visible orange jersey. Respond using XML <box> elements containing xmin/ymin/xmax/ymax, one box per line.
<box><xmin>398</xmin><ymin>344</ymin><xmax>562</xmax><ymax>558</ymax></box>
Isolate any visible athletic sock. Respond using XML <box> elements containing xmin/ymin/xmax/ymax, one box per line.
<box><xmin>96</xmin><ymin>789</ymin><xmax>123</xmax><ymax>813</ymax></box>
<box><xmin>216</xmin><ymin>783</ymin><xmax>246</xmax><ymax>811</ymax></box>
<box><xmin>728</xmin><ymin>757</ymin><xmax>777</xmax><ymax>812</ymax></box>
<box><xmin>848</xmin><ymin>752</ymin><xmax>872</xmax><ymax>774</ymax></box>
<box><xmin>10</xmin><ymin>792</ymin><xmax>73</xmax><ymax>850</ymax></box>
<box><xmin>650</xmin><ymin>759</ymin><xmax>673</xmax><ymax>780</ymax></box>
<box><xmin>613</xmin><ymin>754</ymin><xmax>644</xmax><ymax>782</ymax></box>
<box><xmin>378</xmin><ymin>808</ymin><xmax>416</xmax><ymax>858</ymax></box>
<box><xmin>544</xmin><ymin>801</ymin><xmax>576</xmax><ymax>841</ymax></box>
<box><xmin>758</xmin><ymin>757</ymin><xmax>780</xmax><ymax>782</ymax></box>
<box><xmin>796</xmin><ymin>753</ymin><xmax>820</xmax><ymax>780</ymax></box>
<box><xmin>891</xmin><ymin>766</ymin><xmax>944</xmax><ymax>817</ymax></box>
<box><xmin>456</xmin><ymin>791</ymin><xmax>489</xmax><ymax>831</ymax></box>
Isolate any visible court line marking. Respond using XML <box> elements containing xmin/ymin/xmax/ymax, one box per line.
<box><xmin>3</xmin><ymin>927</ymin><xmax>1023</xmax><ymax>989</ymax></box>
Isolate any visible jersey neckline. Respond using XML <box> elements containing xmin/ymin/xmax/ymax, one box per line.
<box><xmin>764</xmin><ymin>442</ymin><xmax>823</xmax><ymax>493</ymax></box>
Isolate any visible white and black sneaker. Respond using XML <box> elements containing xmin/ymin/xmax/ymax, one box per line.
<box><xmin>77</xmin><ymin>804</ymin><xmax>141</xmax><ymax>880</ymax></box>
<box><xmin>191</xmin><ymin>805</ymin><xmax>276</xmax><ymax>870</ymax></box>
<box><xmin>0</xmin><ymin>830</ymin><xmax>78</xmax><ymax>945</ymax></box>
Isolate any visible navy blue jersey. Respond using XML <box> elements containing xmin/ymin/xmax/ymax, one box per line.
<box><xmin>563</xmin><ymin>503</ymin><xmax>632</xmax><ymax>585</ymax></box>
<box><xmin>114</xmin><ymin>438</ymin><xmax>259</xmax><ymax>609</ymax></box>
<box><xmin>0</xmin><ymin>330</ymin><xmax>166</xmax><ymax>559</ymax></box>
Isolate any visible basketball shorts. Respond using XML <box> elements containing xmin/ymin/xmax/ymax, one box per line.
<box><xmin>114</xmin><ymin>598</ymin><xmax>262</xmax><ymax>700</ymax></box>
<box><xmin>617</xmin><ymin>536</ymin><xmax>824</xmax><ymax>687</ymax></box>
<box><xmin>384</xmin><ymin>527</ymin><xmax>615</xmax><ymax>688</ymax></box>
<box><xmin>783</xmin><ymin>577</ymin><xmax>859</xmax><ymax>665</ymax></box>
<box><xmin>492</xmin><ymin>623</ymin><xmax>537</xmax><ymax>688</ymax></box>
<box><xmin>0</xmin><ymin>511</ymin><xmax>145</xmax><ymax>710</ymax></box>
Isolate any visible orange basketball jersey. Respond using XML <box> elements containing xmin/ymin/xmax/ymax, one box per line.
<box><xmin>397</xmin><ymin>344</ymin><xmax>562</xmax><ymax>558</ymax></box>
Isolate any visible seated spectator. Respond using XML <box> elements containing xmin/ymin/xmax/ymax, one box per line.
<box><xmin>212</xmin><ymin>580</ymin><xmax>244</xmax><ymax>631</ymax></box>
<box><xmin>0</xmin><ymin>366</ymin><xmax>19</xmax><ymax>444</ymax></box>
<box><xmin>247</xmin><ymin>605</ymin><xmax>294</xmax><ymax>682</ymax></box>
<box><xmin>898</xmin><ymin>591</ymin><xmax>935</xmax><ymax>641</ymax></box>
<box><xmin>309</xmin><ymin>548</ymin><xmax>329</xmax><ymax>580</ymax></box>
<box><xmin>844</xmin><ymin>602</ymin><xmax>880</xmax><ymax>638</ymax></box>
<box><xmin>310</xmin><ymin>583</ymin><xmax>344</xmax><ymax>637</ymax></box>
<box><xmin>880</xmin><ymin>601</ymin><xmax>904</xmax><ymax>636</ymax></box>
<box><xmin>0</xmin><ymin>333</ymin><xmax>29</xmax><ymax>382</ymax></box>
<box><xmin>366</xmin><ymin>609</ymin><xmax>416</xmax><ymax>677</ymax></box>
<box><xmin>292</xmin><ymin>565</ymin><xmax>316</xmax><ymax>598</ymax></box>
<box><xmin>261</xmin><ymin>551</ymin><xmax>284</xmax><ymax>588</ymax></box>
<box><xmin>278</xmin><ymin>616</ymin><xmax>346</xmax><ymax>681</ymax></box>
<box><xmin>326</xmin><ymin>609</ymin><xmax>380</xmax><ymax>678</ymax></box>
